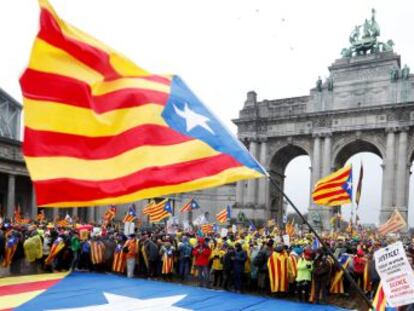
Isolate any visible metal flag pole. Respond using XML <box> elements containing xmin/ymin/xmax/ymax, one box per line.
<box><xmin>267</xmin><ymin>171</ymin><xmax>373</xmax><ymax>309</ymax></box>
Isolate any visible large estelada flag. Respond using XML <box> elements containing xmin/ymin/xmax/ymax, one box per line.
<box><xmin>9</xmin><ymin>272</ymin><xmax>343</xmax><ymax>311</ymax></box>
<box><xmin>312</xmin><ymin>165</ymin><xmax>353</xmax><ymax>206</ymax></box>
<box><xmin>20</xmin><ymin>0</ymin><xmax>265</xmax><ymax>208</ymax></box>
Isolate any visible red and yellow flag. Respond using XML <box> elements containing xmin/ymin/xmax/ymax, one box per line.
<box><xmin>267</xmin><ymin>252</ymin><xmax>288</xmax><ymax>293</ymax></box>
<box><xmin>312</xmin><ymin>165</ymin><xmax>353</xmax><ymax>206</ymax></box>
<box><xmin>378</xmin><ymin>209</ymin><xmax>406</xmax><ymax>236</ymax></box>
<box><xmin>0</xmin><ymin>273</ymin><xmax>67</xmax><ymax>310</ymax></box>
<box><xmin>20</xmin><ymin>0</ymin><xmax>265</xmax><ymax>208</ymax></box>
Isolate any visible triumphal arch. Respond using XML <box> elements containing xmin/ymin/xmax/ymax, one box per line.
<box><xmin>233</xmin><ymin>10</ymin><xmax>414</xmax><ymax>228</ymax></box>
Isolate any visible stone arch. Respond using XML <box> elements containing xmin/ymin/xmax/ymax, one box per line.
<box><xmin>269</xmin><ymin>144</ymin><xmax>310</xmax><ymax>174</ymax></box>
<box><xmin>268</xmin><ymin>144</ymin><xmax>310</xmax><ymax>225</ymax></box>
<box><xmin>333</xmin><ymin>138</ymin><xmax>384</xmax><ymax>169</ymax></box>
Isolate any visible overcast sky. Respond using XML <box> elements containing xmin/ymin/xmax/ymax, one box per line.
<box><xmin>1</xmin><ymin>0</ymin><xmax>413</xmax><ymax>226</ymax></box>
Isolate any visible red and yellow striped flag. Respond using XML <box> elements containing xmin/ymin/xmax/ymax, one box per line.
<box><xmin>378</xmin><ymin>209</ymin><xmax>406</xmax><ymax>236</ymax></box>
<box><xmin>312</xmin><ymin>165</ymin><xmax>353</xmax><ymax>206</ymax></box>
<box><xmin>20</xmin><ymin>0</ymin><xmax>265</xmax><ymax>208</ymax></box>
<box><xmin>216</xmin><ymin>205</ymin><xmax>231</xmax><ymax>224</ymax></box>
<box><xmin>103</xmin><ymin>205</ymin><xmax>117</xmax><ymax>224</ymax></box>
<box><xmin>201</xmin><ymin>223</ymin><xmax>214</xmax><ymax>234</ymax></box>
<box><xmin>371</xmin><ymin>282</ymin><xmax>387</xmax><ymax>311</ymax></box>
<box><xmin>44</xmin><ymin>237</ymin><xmax>65</xmax><ymax>266</ymax></box>
<box><xmin>0</xmin><ymin>273</ymin><xmax>67</xmax><ymax>310</ymax></box>
<box><xmin>148</xmin><ymin>199</ymin><xmax>172</xmax><ymax>223</ymax></box>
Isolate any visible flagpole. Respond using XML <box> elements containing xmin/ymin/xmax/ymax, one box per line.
<box><xmin>267</xmin><ymin>171</ymin><xmax>373</xmax><ymax>309</ymax></box>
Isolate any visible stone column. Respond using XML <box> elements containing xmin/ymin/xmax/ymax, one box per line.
<box><xmin>72</xmin><ymin>207</ymin><xmax>79</xmax><ymax>221</ymax></box>
<box><xmin>246</xmin><ymin>139</ymin><xmax>258</xmax><ymax>205</ymax></box>
<box><xmin>87</xmin><ymin>207</ymin><xmax>96</xmax><ymax>223</ymax></box>
<box><xmin>395</xmin><ymin>128</ymin><xmax>408</xmax><ymax>219</ymax></box>
<box><xmin>6</xmin><ymin>174</ymin><xmax>15</xmax><ymax>218</ymax></box>
<box><xmin>322</xmin><ymin>133</ymin><xmax>332</xmax><ymax>177</ymax></box>
<box><xmin>311</xmin><ymin>134</ymin><xmax>322</xmax><ymax>186</ymax></box>
<box><xmin>53</xmin><ymin>208</ymin><xmax>59</xmax><ymax>220</ymax></box>
<box><xmin>31</xmin><ymin>186</ymin><xmax>37</xmax><ymax>219</ymax></box>
<box><xmin>236</xmin><ymin>182</ymin><xmax>244</xmax><ymax>207</ymax></box>
<box><xmin>381</xmin><ymin>128</ymin><xmax>396</xmax><ymax>223</ymax></box>
<box><xmin>257</xmin><ymin>138</ymin><xmax>268</xmax><ymax>206</ymax></box>
<box><xmin>321</xmin><ymin>133</ymin><xmax>333</xmax><ymax>228</ymax></box>
<box><xmin>309</xmin><ymin>134</ymin><xmax>322</xmax><ymax>227</ymax></box>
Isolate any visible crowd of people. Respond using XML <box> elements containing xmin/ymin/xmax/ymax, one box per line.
<box><xmin>1</xmin><ymin>217</ymin><xmax>414</xmax><ymax>309</ymax></box>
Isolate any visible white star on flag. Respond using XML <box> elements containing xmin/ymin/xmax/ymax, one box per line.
<box><xmin>174</xmin><ymin>103</ymin><xmax>214</xmax><ymax>134</ymax></box>
<box><xmin>346</xmin><ymin>181</ymin><xmax>352</xmax><ymax>190</ymax></box>
<box><xmin>46</xmin><ymin>292</ymin><xmax>191</xmax><ymax>311</ymax></box>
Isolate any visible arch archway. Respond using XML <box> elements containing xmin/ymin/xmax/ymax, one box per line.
<box><xmin>268</xmin><ymin>144</ymin><xmax>310</xmax><ymax>225</ymax></box>
<box><xmin>333</xmin><ymin>139</ymin><xmax>384</xmax><ymax>225</ymax></box>
<box><xmin>333</xmin><ymin>139</ymin><xmax>383</xmax><ymax>169</ymax></box>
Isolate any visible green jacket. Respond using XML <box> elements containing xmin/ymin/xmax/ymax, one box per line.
<box><xmin>71</xmin><ymin>236</ymin><xmax>81</xmax><ymax>252</ymax></box>
<box><xmin>296</xmin><ymin>258</ymin><xmax>313</xmax><ymax>282</ymax></box>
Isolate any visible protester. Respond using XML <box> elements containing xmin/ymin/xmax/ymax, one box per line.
<box><xmin>192</xmin><ymin>237</ymin><xmax>211</xmax><ymax>288</ymax></box>
<box><xmin>1</xmin><ymin>216</ymin><xmax>414</xmax><ymax>310</ymax></box>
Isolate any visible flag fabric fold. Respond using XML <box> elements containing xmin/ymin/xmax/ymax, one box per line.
<box><xmin>20</xmin><ymin>0</ymin><xmax>265</xmax><ymax>208</ymax></box>
<box><xmin>312</xmin><ymin>165</ymin><xmax>353</xmax><ymax>206</ymax></box>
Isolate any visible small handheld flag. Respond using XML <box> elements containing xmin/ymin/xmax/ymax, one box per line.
<box><xmin>103</xmin><ymin>205</ymin><xmax>117</xmax><ymax>223</ymax></box>
<box><xmin>179</xmin><ymin>198</ymin><xmax>200</xmax><ymax>213</ymax></box>
<box><xmin>312</xmin><ymin>165</ymin><xmax>353</xmax><ymax>206</ymax></box>
<box><xmin>216</xmin><ymin>205</ymin><xmax>231</xmax><ymax>224</ymax></box>
<box><xmin>148</xmin><ymin>199</ymin><xmax>172</xmax><ymax>223</ymax></box>
<box><xmin>122</xmin><ymin>205</ymin><xmax>136</xmax><ymax>223</ymax></box>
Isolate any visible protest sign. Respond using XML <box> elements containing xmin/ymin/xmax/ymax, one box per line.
<box><xmin>123</xmin><ymin>222</ymin><xmax>135</xmax><ymax>236</ymax></box>
<box><xmin>220</xmin><ymin>228</ymin><xmax>228</xmax><ymax>238</ymax></box>
<box><xmin>282</xmin><ymin>234</ymin><xmax>290</xmax><ymax>247</ymax></box>
<box><xmin>374</xmin><ymin>241</ymin><xmax>414</xmax><ymax>307</ymax></box>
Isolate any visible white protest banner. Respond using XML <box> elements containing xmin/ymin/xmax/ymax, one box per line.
<box><xmin>123</xmin><ymin>222</ymin><xmax>135</xmax><ymax>236</ymax></box>
<box><xmin>166</xmin><ymin>218</ymin><xmax>178</xmax><ymax>234</ymax></box>
<box><xmin>220</xmin><ymin>228</ymin><xmax>228</xmax><ymax>238</ymax></box>
<box><xmin>232</xmin><ymin>224</ymin><xmax>237</xmax><ymax>233</ymax></box>
<box><xmin>374</xmin><ymin>241</ymin><xmax>414</xmax><ymax>307</ymax></box>
<box><xmin>282</xmin><ymin>234</ymin><xmax>290</xmax><ymax>247</ymax></box>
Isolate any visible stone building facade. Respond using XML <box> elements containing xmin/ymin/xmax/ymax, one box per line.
<box><xmin>233</xmin><ymin>30</ymin><xmax>414</xmax><ymax>228</ymax></box>
<box><xmin>0</xmin><ymin>89</ymin><xmax>34</xmax><ymax>219</ymax></box>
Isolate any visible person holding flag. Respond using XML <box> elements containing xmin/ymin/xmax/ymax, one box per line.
<box><xmin>123</xmin><ymin>233</ymin><xmax>138</xmax><ymax>278</ymax></box>
<box><xmin>2</xmin><ymin>231</ymin><xmax>18</xmax><ymax>268</ymax></box>
<box><xmin>44</xmin><ymin>236</ymin><xmax>65</xmax><ymax>268</ymax></box>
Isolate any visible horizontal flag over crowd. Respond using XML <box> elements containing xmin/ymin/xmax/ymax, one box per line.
<box><xmin>312</xmin><ymin>165</ymin><xmax>353</xmax><ymax>206</ymax></box>
<box><xmin>20</xmin><ymin>0</ymin><xmax>266</xmax><ymax>207</ymax></box>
